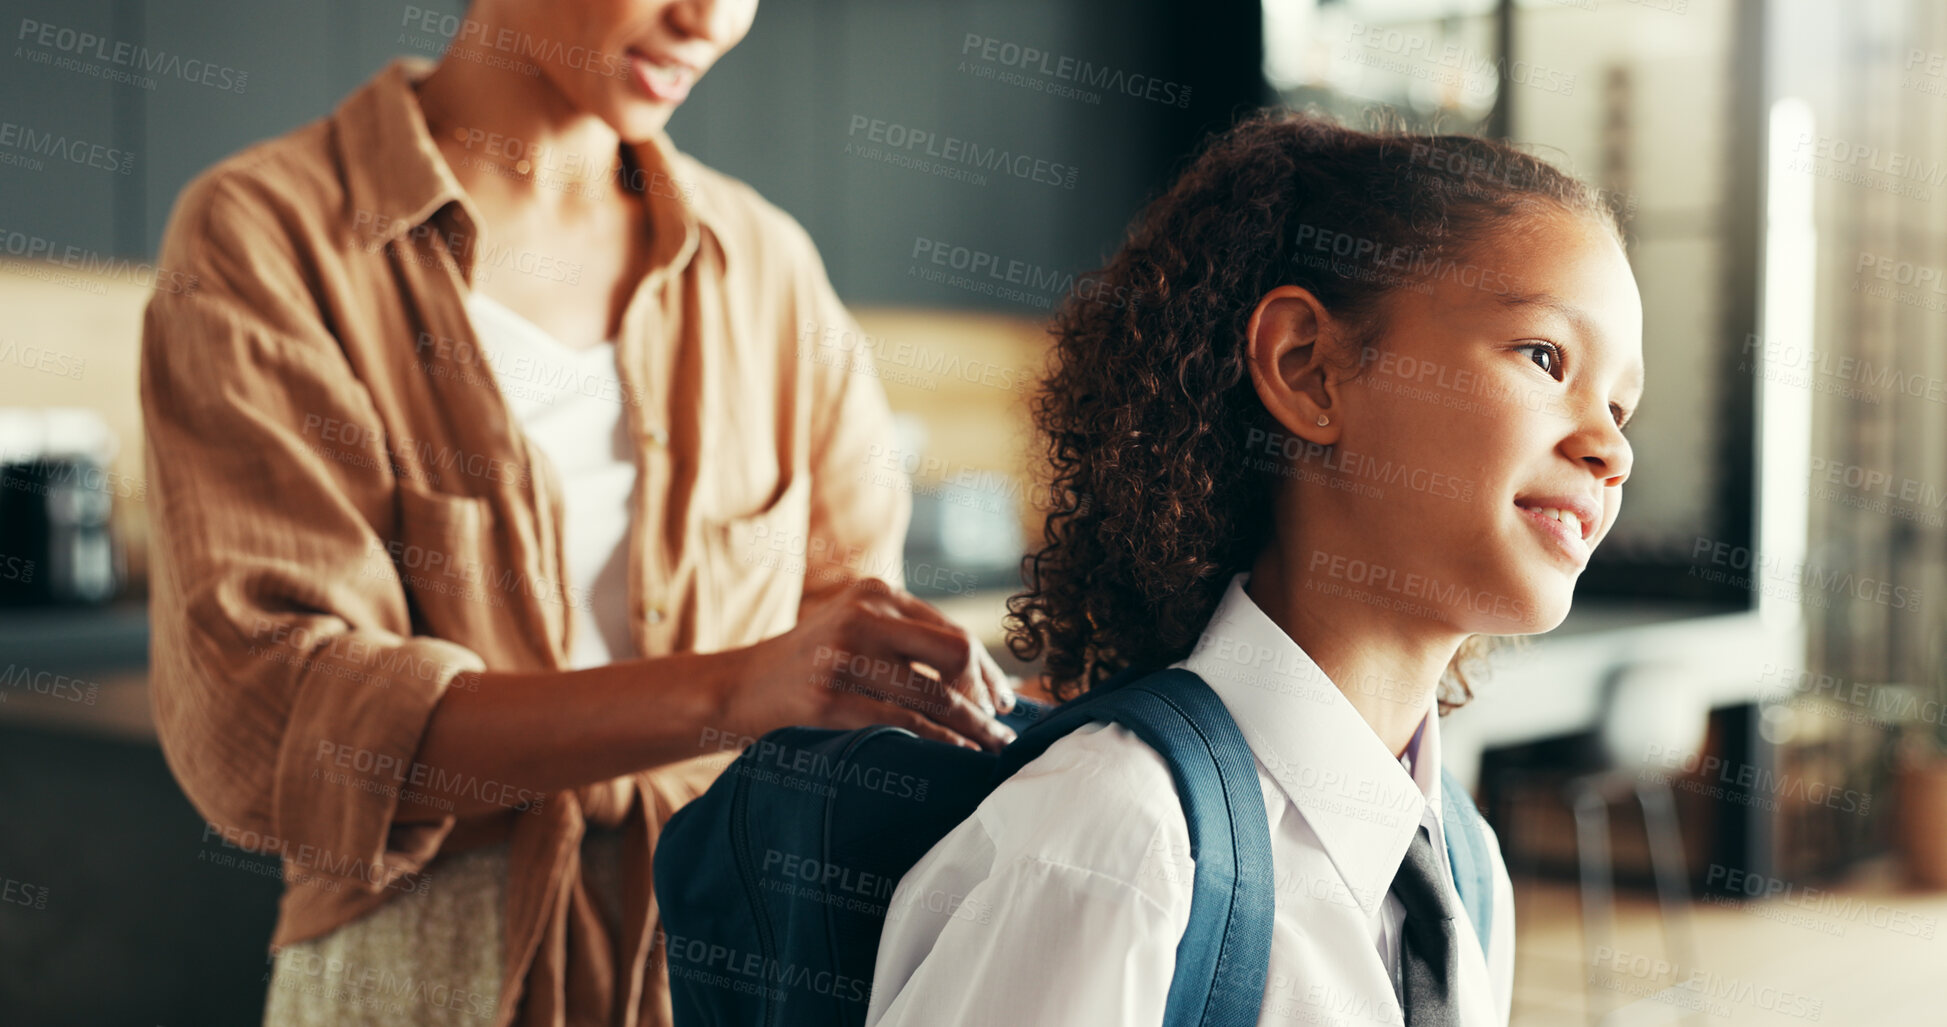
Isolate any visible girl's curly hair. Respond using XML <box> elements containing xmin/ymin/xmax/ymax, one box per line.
<box><xmin>1004</xmin><ymin>108</ymin><xmax>1625</xmax><ymax>709</ymax></box>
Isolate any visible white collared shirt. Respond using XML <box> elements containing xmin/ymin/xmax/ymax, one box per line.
<box><xmin>865</xmin><ymin>573</ymin><xmax>1515</xmax><ymax>1027</ymax></box>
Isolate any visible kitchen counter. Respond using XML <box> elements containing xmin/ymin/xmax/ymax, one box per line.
<box><xmin>0</xmin><ymin>602</ymin><xmax>153</xmax><ymax>741</ymax></box>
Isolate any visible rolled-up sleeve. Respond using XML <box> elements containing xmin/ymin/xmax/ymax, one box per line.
<box><xmin>140</xmin><ymin>174</ymin><xmax>480</xmax><ymax>893</ymax></box>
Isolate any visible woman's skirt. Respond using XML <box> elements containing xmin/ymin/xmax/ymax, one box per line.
<box><xmin>261</xmin><ymin>826</ymin><xmax>629</xmax><ymax>1026</ymax></box>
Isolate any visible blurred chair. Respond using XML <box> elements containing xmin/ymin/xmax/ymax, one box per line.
<box><xmin>1569</xmin><ymin>662</ymin><xmax>1712</xmax><ymax>1025</ymax></box>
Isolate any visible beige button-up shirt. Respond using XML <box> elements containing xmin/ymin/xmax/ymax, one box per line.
<box><xmin>140</xmin><ymin>57</ymin><xmax>907</xmax><ymax>1027</ymax></box>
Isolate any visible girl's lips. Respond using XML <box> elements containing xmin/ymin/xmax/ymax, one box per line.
<box><xmin>629</xmin><ymin>51</ymin><xmax>694</xmax><ymax>104</ymax></box>
<box><xmin>1516</xmin><ymin>503</ymin><xmax>1590</xmax><ymax>565</ymax></box>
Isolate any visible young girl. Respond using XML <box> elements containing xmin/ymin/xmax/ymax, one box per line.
<box><xmin>864</xmin><ymin>111</ymin><xmax>1642</xmax><ymax>1027</ymax></box>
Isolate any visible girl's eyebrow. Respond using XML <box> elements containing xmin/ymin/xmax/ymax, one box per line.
<box><xmin>1498</xmin><ymin>289</ymin><xmax>1645</xmax><ymax>393</ymax></box>
<box><xmin>1496</xmin><ymin>289</ymin><xmax>1589</xmax><ymax>331</ymax></box>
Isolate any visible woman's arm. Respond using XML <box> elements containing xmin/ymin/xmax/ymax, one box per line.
<box><xmin>391</xmin><ymin>654</ymin><xmax>737</xmax><ymax>822</ymax></box>
<box><xmin>396</xmin><ymin>579</ymin><xmax>1021</xmax><ymax>821</ymax></box>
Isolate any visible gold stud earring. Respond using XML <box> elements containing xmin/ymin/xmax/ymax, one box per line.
<box><xmin>1316</xmin><ymin>414</ymin><xmax>1330</xmax><ymax>426</ymax></box>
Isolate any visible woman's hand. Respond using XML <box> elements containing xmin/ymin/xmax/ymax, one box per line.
<box><xmin>725</xmin><ymin>578</ymin><xmax>1020</xmax><ymax>751</ymax></box>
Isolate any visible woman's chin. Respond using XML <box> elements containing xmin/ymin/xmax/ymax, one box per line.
<box><xmin>612</xmin><ymin>101</ymin><xmax>679</xmax><ymax>142</ymax></box>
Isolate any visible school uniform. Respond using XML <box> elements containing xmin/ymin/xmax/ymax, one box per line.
<box><xmin>864</xmin><ymin>571</ymin><xmax>1515</xmax><ymax>1027</ymax></box>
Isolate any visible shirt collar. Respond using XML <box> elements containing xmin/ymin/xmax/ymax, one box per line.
<box><xmin>1176</xmin><ymin>572</ymin><xmax>1443</xmax><ymax>917</ymax></box>
<box><xmin>335</xmin><ymin>57</ymin><xmax>708</xmax><ymax>282</ymax></box>
<box><xmin>1400</xmin><ymin>705</ymin><xmax>1441</xmax><ymax>801</ymax></box>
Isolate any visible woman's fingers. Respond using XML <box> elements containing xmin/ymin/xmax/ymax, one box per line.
<box><xmin>854</xmin><ymin>607</ymin><xmax>994</xmax><ymax>717</ymax></box>
<box><xmin>806</xmin><ymin>578</ymin><xmax>1018</xmax><ymax>750</ymax></box>
<box><xmin>880</xmin><ymin>684</ymin><xmax>1012</xmax><ymax>751</ymax></box>
<box><xmin>977</xmin><ymin>645</ymin><xmax>1017</xmax><ymax>714</ymax></box>
<box><xmin>871</xmin><ymin>706</ymin><xmax>980</xmax><ymax>751</ymax></box>
<box><xmin>875</xmin><ymin>589</ymin><xmax>1017</xmax><ymax>714</ymax></box>
<box><xmin>834</xmin><ymin>640</ymin><xmax>1015</xmax><ymax>752</ymax></box>
<box><xmin>843</xmin><ymin>684</ymin><xmax>982</xmax><ymax>750</ymax></box>
<box><xmin>924</xmin><ymin>677</ymin><xmax>1016</xmax><ymax>750</ymax></box>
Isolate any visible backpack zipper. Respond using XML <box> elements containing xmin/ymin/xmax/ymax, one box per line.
<box><xmin>728</xmin><ymin>757</ymin><xmax>780</xmax><ymax>1024</ymax></box>
<box><xmin>733</xmin><ymin>727</ymin><xmax>911</xmax><ymax>1024</ymax></box>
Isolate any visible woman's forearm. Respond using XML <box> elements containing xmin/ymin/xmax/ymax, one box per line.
<box><xmin>390</xmin><ymin>580</ymin><xmax>1022</xmax><ymax>822</ymax></box>
<box><xmin>394</xmin><ymin>647</ymin><xmax>749</xmax><ymax>821</ymax></box>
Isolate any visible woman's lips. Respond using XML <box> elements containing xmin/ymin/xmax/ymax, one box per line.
<box><xmin>629</xmin><ymin>51</ymin><xmax>694</xmax><ymax>104</ymax></box>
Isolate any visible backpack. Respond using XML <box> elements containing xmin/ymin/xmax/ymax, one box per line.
<box><xmin>652</xmin><ymin>667</ymin><xmax>1496</xmax><ymax>1027</ymax></box>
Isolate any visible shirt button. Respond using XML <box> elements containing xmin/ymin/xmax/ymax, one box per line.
<box><xmin>646</xmin><ymin>426</ymin><xmax>668</xmax><ymax>447</ymax></box>
<box><xmin>648</xmin><ymin>606</ymin><xmax>667</xmax><ymax>625</ymax></box>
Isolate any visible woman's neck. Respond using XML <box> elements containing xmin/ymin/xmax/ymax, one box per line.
<box><xmin>1244</xmin><ymin>531</ymin><xmax>1465</xmax><ymax>759</ymax></box>
<box><xmin>414</xmin><ymin>41</ymin><xmax>633</xmax><ymax>207</ymax></box>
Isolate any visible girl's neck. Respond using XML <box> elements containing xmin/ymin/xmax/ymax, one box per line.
<box><xmin>1244</xmin><ymin>534</ymin><xmax>1465</xmax><ymax>759</ymax></box>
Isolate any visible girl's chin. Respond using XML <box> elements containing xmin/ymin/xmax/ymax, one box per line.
<box><xmin>1509</xmin><ymin>591</ymin><xmax>1573</xmax><ymax>635</ymax></box>
<box><xmin>1464</xmin><ymin>577</ymin><xmax>1572</xmax><ymax>636</ymax></box>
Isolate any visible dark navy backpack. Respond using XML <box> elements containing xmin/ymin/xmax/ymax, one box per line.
<box><xmin>652</xmin><ymin>667</ymin><xmax>1496</xmax><ymax>1027</ymax></box>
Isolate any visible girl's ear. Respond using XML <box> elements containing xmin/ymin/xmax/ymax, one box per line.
<box><xmin>1245</xmin><ymin>285</ymin><xmax>1343</xmax><ymax>445</ymax></box>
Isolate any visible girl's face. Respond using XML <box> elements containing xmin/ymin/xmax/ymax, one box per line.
<box><xmin>1271</xmin><ymin>209</ymin><xmax>1643</xmax><ymax>635</ymax></box>
<box><xmin>479</xmin><ymin>0</ymin><xmax>758</xmax><ymax>139</ymax></box>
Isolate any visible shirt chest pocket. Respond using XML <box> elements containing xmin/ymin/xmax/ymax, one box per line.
<box><xmin>391</xmin><ymin>480</ymin><xmax>511</xmax><ymax>657</ymax></box>
<box><xmin>699</xmin><ymin>473</ymin><xmax>814</xmax><ymax>648</ymax></box>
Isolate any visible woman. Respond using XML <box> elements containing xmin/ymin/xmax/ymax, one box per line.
<box><xmin>139</xmin><ymin>1</ymin><xmax>1017</xmax><ymax>1025</ymax></box>
<box><xmin>866</xmin><ymin>112</ymin><xmax>1643</xmax><ymax>1026</ymax></box>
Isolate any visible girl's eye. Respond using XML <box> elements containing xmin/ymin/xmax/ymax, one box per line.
<box><xmin>1517</xmin><ymin>341</ymin><xmax>1565</xmax><ymax>380</ymax></box>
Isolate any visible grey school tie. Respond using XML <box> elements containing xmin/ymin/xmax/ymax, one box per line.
<box><xmin>1393</xmin><ymin>826</ymin><xmax>1464</xmax><ymax>1027</ymax></box>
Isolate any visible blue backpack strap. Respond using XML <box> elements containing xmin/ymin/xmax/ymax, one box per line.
<box><xmin>996</xmin><ymin>668</ymin><xmax>1274</xmax><ymax>1027</ymax></box>
<box><xmin>1439</xmin><ymin>766</ymin><xmax>1495</xmax><ymax>952</ymax></box>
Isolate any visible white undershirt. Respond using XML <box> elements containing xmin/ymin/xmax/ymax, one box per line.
<box><xmin>465</xmin><ymin>292</ymin><xmax>637</xmax><ymax>669</ymax></box>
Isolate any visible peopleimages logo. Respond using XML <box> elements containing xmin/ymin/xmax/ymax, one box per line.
<box><xmin>806</xmin><ymin>314</ymin><xmax>1037</xmax><ymax>394</ymax></box>
<box><xmin>727</xmin><ymin>734</ymin><xmax>931</xmax><ymax>803</ymax></box>
<box><xmin>1642</xmin><ymin>744</ymin><xmax>1873</xmax><ymax>815</ymax></box>
<box><xmin>0</xmin><ymin>121</ymin><xmax>135</xmax><ymax>174</ymax></box>
<box><xmin>1244</xmin><ymin>427</ymin><xmax>1478</xmax><ymax>503</ymax></box>
<box><xmin>0</xmin><ymin>227</ymin><xmax>199</xmax><ymax>295</ymax></box>
<box><xmin>846</xmin><ymin>115</ymin><xmax>1079</xmax><ymax>190</ymax></box>
<box><xmin>958</xmin><ymin>33</ymin><xmax>1192</xmax><ymax>108</ymax></box>
<box><xmin>1291</xmin><ymin>224</ymin><xmax>1520</xmax><ymax>298</ymax></box>
<box><xmin>658</xmin><ymin>929</ymin><xmax>869</xmax><ymax>1005</ymax></box>
<box><xmin>1690</xmin><ymin>536</ymin><xmax>1924</xmax><ymax>612</ymax></box>
<box><xmin>1</xmin><ymin>875</ymin><xmax>48</xmax><ymax>911</ymax></box>
<box><xmin>200</xmin><ymin>823</ymin><xmax>432</xmax><ymax>897</ymax></box>
<box><xmin>15</xmin><ymin>18</ymin><xmax>248</xmax><ymax>93</ymax></box>
<box><xmin>761</xmin><ymin>849</ymin><xmax>896</xmax><ymax>902</ymax></box>
<box><xmin>1703</xmin><ymin>864</ymin><xmax>1937</xmax><ymax>940</ymax></box>
<box><xmin>1342</xmin><ymin>22</ymin><xmax>1576</xmax><ymax>97</ymax></box>
<box><xmin>1306</xmin><ymin>549</ymin><xmax>1528</xmax><ymax>621</ymax></box>
<box><xmin>906</xmin><ymin>237</ymin><xmax>1135</xmax><ymax>312</ymax></box>
<box><xmin>271</xmin><ymin>950</ymin><xmax>496</xmax><ymax>1020</ymax></box>
<box><xmin>397</xmin><ymin>6</ymin><xmax>630</xmax><ymax>81</ymax></box>
<box><xmin>0</xmin><ymin>664</ymin><xmax>99</xmax><ymax>705</ymax></box>
<box><xmin>314</xmin><ymin>740</ymin><xmax>545</xmax><ymax>815</ymax></box>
